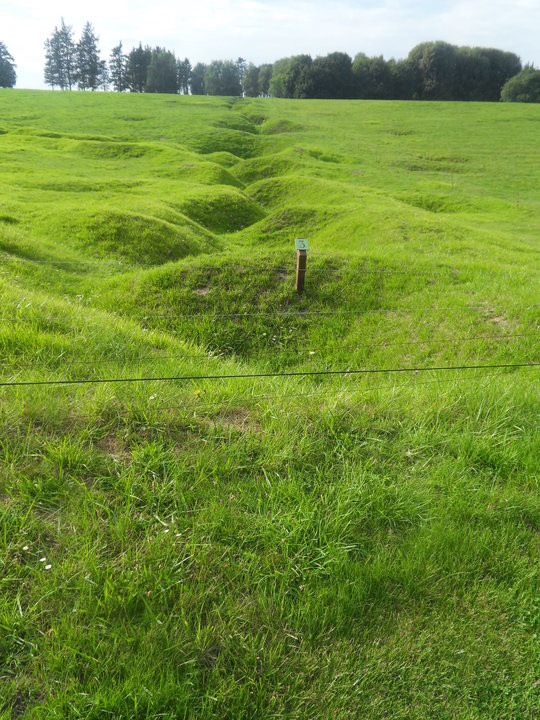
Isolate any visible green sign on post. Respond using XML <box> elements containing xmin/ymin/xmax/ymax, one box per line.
<box><xmin>295</xmin><ymin>238</ymin><xmax>308</xmax><ymax>292</ymax></box>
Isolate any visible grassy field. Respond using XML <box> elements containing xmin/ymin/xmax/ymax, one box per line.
<box><xmin>0</xmin><ymin>89</ymin><xmax>538</xmax><ymax>719</ymax></box>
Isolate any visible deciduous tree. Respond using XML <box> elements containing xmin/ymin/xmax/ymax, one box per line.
<box><xmin>501</xmin><ymin>65</ymin><xmax>540</xmax><ymax>102</ymax></box>
<box><xmin>146</xmin><ymin>48</ymin><xmax>178</xmax><ymax>94</ymax></box>
<box><xmin>204</xmin><ymin>60</ymin><xmax>242</xmax><ymax>96</ymax></box>
<box><xmin>177</xmin><ymin>58</ymin><xmax>191</xmax><ymax>94</ymax></box>
<box><xmin>190</xmin><ymin>63</ymin><xmax>207</xmax><ymax>95</ymax></box>
<box><xmin>243</xmin><ymin>63</ymin><xmax>260</xmax><ymax>97</ymax></box>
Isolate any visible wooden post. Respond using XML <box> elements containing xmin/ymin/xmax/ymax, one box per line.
<box><xmin>295</xmin><ymin>238</ymin><xmax>309</xmax><ymax>293</ymax></box>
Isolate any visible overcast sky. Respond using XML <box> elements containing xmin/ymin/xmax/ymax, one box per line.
<box><xmin>3</xmin><ymin>0</ymin><xmax>539</xmax><ymax>89</ymax></box>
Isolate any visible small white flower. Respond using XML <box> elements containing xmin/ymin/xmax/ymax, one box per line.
<box><xmin>39</xmin><ymin>557</ymin><xmax>46</xmax><ymax>562</ymax></box>
<box><xmin>149</xmin><ymin>394</ymin><xmax>157</xmax><ymax>401</ymax></box>
<box><xmin>22</xmin><ymin>545</ymin><xmax>29</xmax><ymax>551</ymax></box>
<box><xmin>309</xmin><ymin>351</ymin><xmax>315</xmax><ymax>355</ymax></box>
<box><xmin>175</xmin><ymin>533</ymin><xmax>182</xmax><ymax>537</ymax></box>
<box><xmin>45</xmin><ymin>564</ymin><xmax>52</xmax><ymax>570</ymax></box>
<box><xmin>163</xmin><ymin>528</ymin><xmax>170</xmax><ymax>533</ymax></box>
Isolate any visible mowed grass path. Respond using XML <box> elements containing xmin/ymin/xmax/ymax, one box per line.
<box><xmin>0</xmin><ymin>90</ymin><xmax>539</xmax><ymax>719</ymax></box>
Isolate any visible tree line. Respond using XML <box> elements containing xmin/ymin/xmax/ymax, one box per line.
<box><xmin>1</xmin><ymin>24</ymin><xmax>539</xmax><ymax>102</ymax></box>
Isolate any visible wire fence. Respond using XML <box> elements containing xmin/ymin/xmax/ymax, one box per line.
<box><xmin>2</xmin><ymin>368</ymin><xmax>536</xmax><ymax>425</ymax></box>
<box><xmin>0</xmin><ymin>360</ymin><xmax>537</xmax><ymax>389</ymax></box>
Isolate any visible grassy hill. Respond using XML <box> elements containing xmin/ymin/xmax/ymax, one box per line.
<box><xmin>0</xmin><ymin>90</ymin><xmax>538</xmax><ymax>719</ymax></box>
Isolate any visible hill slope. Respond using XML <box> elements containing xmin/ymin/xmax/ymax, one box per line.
<box><xmin>0</xmin><ymin>90</ymin><xmax>539</xmax><ymax>719</ymax></box>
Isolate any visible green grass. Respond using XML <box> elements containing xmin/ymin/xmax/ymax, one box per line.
<box><xmin>0</xmin><ymin>89</ymin><xmax>538</xmax><ymax>719</ymax></box>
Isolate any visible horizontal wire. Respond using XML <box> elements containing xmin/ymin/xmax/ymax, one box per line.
<box><xmin>0</xmin><ymin>361</ymin><xmax>538</xmax><ymax>389</ymax></box>
<box><xmin>1</xmin><ymin>332</ymin><xmax>537</xmax><ymax>371</ymax></box>
<box><xmin>5</xmin><ymin>369</ymin><xmax>532</xmax><ymax>422</ymax></box>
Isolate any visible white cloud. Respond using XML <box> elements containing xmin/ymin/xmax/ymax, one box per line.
<box><xmin>1</xmin><ymin>0</ymin><xmax>538</xmax><ymax>89</ymax></box>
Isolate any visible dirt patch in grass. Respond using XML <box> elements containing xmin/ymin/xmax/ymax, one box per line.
<box><xmin>209</xmin><ymin>408</ymin><xmax>262</xmax><ymax>433</ymax></box>
<box><xmin>96</xmin><ymin>435</ymin><xmax>131</xmax><ymax>462</ymax></box>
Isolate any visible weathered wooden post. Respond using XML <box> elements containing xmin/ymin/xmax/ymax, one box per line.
<box><xmin>295</xmin><ymin>238</ymin><xmax>309</xmax><ymax>292</ymax></box>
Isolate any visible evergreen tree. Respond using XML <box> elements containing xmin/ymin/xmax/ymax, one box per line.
<box><xmin>44</xmin><ymin>19</ymin><xmax>76</xmax><ymax>90</ymax></box>
<box><xmin>59</xmin><ymin>19</ymin><xmax>76</xmax><ymax>90</ymax></box>
<box><xmin>126</xmin><ymin>44</ymin><xmax>152</xmax><ymax>92</ymax></box>
<box><xmin>177</xmin><ymin>58</ymin><xmax>191</xmax><ymax>94</ymax></box>
<box><xmin>146</xmin><ymin>48</ymin><xmax>178</xmax><ymax>93</ymax></box>
<box><xmin>109</xmin><ymin>43</ymin><xmax>128</xmax><ymax>92</ymax></box>
<box><xmin>76</xmin><ymin>22</ymin><xmax>102</xmax><ymax>90</ymax></box>
<box><xmin>190</xmin><ymin>63</ymin><xmax>207</xmax><ymax>95</ymax></box>
<box><xmin>98</xmin><ymin>60</ymin><xmax>109</xmax><ymax>91</ymax></box>
<box><xmin>0</xmin><ymin>41</ymin><xmax>16</xmax><ymax>88</ymax></box>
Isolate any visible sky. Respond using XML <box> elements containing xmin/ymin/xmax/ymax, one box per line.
<box><xmin>2</xmin><ymin>0</ymin><xmax>539</xmax><ymax>89</ymax></box>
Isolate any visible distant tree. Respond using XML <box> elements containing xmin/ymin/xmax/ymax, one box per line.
<box><xmin>190</xmin><ymin>62</ymin><xmax>206</xmax><ymax>94</ymax></box>
<box><xmin>481</xmin><ymin>48</ymin><xmax>522</xmax><ymax>101</ymax></box>
<box><xmin>204</xmin><ymin>60</ymin><xmax>242</xmax><ymax>96</ymax></box>
<box><xmin>243</xmin><ymin>63</ymin><xmax>260</xmax><ymax>97</ymax></box>
<box><xmin>258</xmin><ymin>64</ymin><xmax>272</xmax><ymax>96</ymax></box>
<box><xmin>453</xmin><ymin>48</ymin><xmax>489</xmax><ymax>100</ymax></box>
<box><xmin>177</xmin><ymin>57</ymin><xmax>191</xmax><ymax>94</ymax></box>
<box><xmin>126</xmin><ymin>44</ymin><xmax>152</xmax><ymax>92</ymax></box>
<box><xmin>75</xmin><ymin>22</ymin><xmax>102</xmax><ymax>90</ymax></box>
<box><xmin>310</xmin><ymin>52</ymin><xmax>353</xmax><ymax>98</ymax></box>
<box><xmin>236</xmin><ymin>57</ymin><xmax>247</xmax><ymax>84</ymax></box>
<box><xmin>109</xmin><ymin>42</ymin><xmax>128</xmax><ymax>91</ymax></box>
<box><xmin>404</xmin><ymin>42</ymin><xmax>521</xmax><ymax>101</ymax></box>
<box><xmin>388</xmin><ymin>59</ymin><xmax>414</xmax><ymax>99</ymax></box>
<box><xmin>44</xmin><ymin>19</ymin><xmax>76</xmax><ymax>90</ymax></box>
<box><xmin>501</xmin><ymin>65</ymin><xmax>540</xmax><ymax>102</ymax></box>
<box><xmin>352</xmin><ymin>53</ymin><xmax>392</xmax><ymax>99</ymax></box>
<box><xmin>368</xmin><ymin>56</ymin><xmax>393</xmax><ymax>99</ymax></box>
<box><xmin>0</xmin><ymin>41</ymin><xmax>16</xmax><ymax>88</ymax></box>
<box><xmin>98</xmin><ymin>60</ymin><xmax>109</xmax><ymax>91</ymax></box>
<box><xmin>146</xmin><ymin>48</ymin><xmax>178</xmax><ymax>93</ymax></box>
<box><xmin>270</xmin><ymin>55</ymin><xmax>313</xmax><ymax>98</ymax></box>
<box><xmin>407</xmin><ymin>42</ymin><xmax>458</xmax><ymax>100</ymax></box>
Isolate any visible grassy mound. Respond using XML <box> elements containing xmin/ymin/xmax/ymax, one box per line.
<box><xmin>234</xmin><ymin>152</ymin><xmax>299</xmax><ymax>183</ymax></box>
<box><xmin>204</xmin><ymin>150</ymin><xmax>242</xmax><ymax>168</ymax></box>
<box><xmin>53</xmin><ymin>209</ymin><xmax>218</xmax><ymax>264</ymax></box>
<box><xmin>189</xmin><ymin>128</ymin><xmax>261</xmax><ymax>158</ymax></box>
<box><xmin>260</xmin><ymin>118</ymin><xmax>303</xmax><ymax>134</ymax></box>
<box><xmin>71</xmin><ymin>139</ymin><xmax>151</xmax><ymax>159</ymax></box>
<box><xmin>156</xmin><ymin>159</ymin><xmax>243</xmax><ymax>187</ymax></box>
